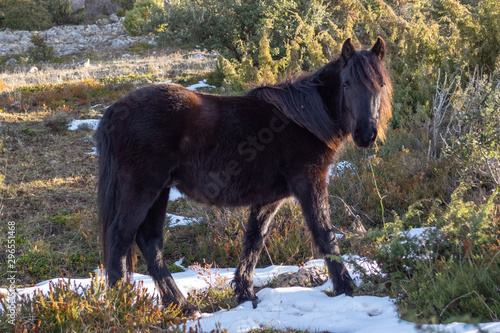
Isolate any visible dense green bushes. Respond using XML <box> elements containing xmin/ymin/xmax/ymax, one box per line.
<box><xmin>1</xmin><ymin>0</ymin><xmax>85</xmax><ymax>30</ymax></box>
<box><xmin>122</xmin><ymin>0</ymin><xmax>163</xmax><ymax>36</ymax></box>
<box><xmin>366</xmin><ymin>186</ymin><xmax>499</xmax><ymax>323</ymax></box>
<box><xmin>3</xmin><ymin>0</ymin><xmax>54</xmax><ymax>31</ymax></box>
<box><xmin>0</xmin><ymin>0</ymin><xmax>137</xmax><ymax>30</ymax></box>
<box><xmin>124</xmin><ymin>0</ymin><xmax>499</xmax><ymax>121</ymax></box>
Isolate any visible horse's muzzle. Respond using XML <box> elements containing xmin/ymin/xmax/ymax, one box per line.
<box><xmin>354</xmin><ymin>127</ymin><xmax>377</xmax><ymax>148</ymax></box>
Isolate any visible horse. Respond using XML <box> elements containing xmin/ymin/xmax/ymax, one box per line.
<box><xmin>95</xmin><ymin>37</ymin><xmax>392</xmax><ymax>316</ymax></box>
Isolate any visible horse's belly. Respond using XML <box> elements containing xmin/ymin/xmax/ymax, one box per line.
<box><xmin>174</xmin><ymin>171</ymin><xmax>290</xmax><ymax>207</ymax></box>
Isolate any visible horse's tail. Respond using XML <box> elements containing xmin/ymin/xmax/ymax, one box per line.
<box><xmin>95</xmin><ymin>111</ymin><xmax>136</xmax><ymax>278</ymax></box>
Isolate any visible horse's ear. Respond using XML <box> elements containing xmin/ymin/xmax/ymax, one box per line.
<box><xmin>341</xmin><ymin>38</ymin><xmax>356</xmax><ymax>63</ymax></box>
<box><xmin>371</xmin><ymin>36</ymin><xmax>386</xmax><ymax>60</ymax></box>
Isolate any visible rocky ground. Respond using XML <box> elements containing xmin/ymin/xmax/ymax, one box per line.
<box><xmin>0</xmin><ymin>15</ymin><xmax>153</xmax><ymax>60</ymax></box>
<box><xmin>0</xmin><ymin>17</ymin><xmax>217</xmax><ymax>90</ymax></box>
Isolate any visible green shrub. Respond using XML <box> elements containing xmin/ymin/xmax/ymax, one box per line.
<box><xmin>43</xmin><ymin>111</ymin><xmax>72</xmax><ymax>134</ymax></box>
<box><xmin>129</xmin><ymin>0</ymin><xmax>331</xmax><ymax>65</ymax></box>
<box><xmin>443</xmin><ymin>69</ymin><xmax>500</xmax><ymax>187</ymax></box>
<box><xmin>356</xmin><ymin>185</ymin><xmax>500</xmax><ymax>323</ymax></box>
<box><xmin>3</xmin><ymin>0</ymin><xmax>53</xmax><ymax>30</ymax></box>
<box><xmin>116</xmin><ymin>7</ymin><xmax>126</xmax><ymax>17</ymax></box>
<box><xmin>0</xmin><ymin>273</ymin><xmax>185</xmax><ymax>332</ymax></box>
<box><xmin>123</xmin><ymin>0</ymin><xmax>163</xmax><ymax>36</ymax></box>
<box><xmin>29</xmin><ymin>33</ymin><xmax>55</xmax><ymax>62</ymax></box>
<box><xmin>398</xmin><ymin>249</ymin><xmax>500</xmax><ymax>324</ymax></box>
<box><xmin>45</xmin><ymin>0</ymin><xmax>73</xmax><ymax>25</ymax></box>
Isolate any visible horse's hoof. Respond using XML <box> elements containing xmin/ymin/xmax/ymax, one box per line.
<box><xmin>182</xmin><ymin>304</ymin><xmax>201</xmax><ymax>318</ymax></box>
<box><xmin>335</xmin><ymin>283</ymin><xmax>354</xmax><ymax>297</ymax></box>
<box><xmin>251</xmin><ymin>296</ymin><xmax>260</xmax><ymax>309</ymax></box>
<box><xmin>237</xmin><ymin>294</ymin><xmax>259</xmax><ymax>308</ymax></box>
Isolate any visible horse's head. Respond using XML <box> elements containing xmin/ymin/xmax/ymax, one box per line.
<box><xmin>340</xmin><ymin>37</ymin><xmax>392</xmax><ymax>148</ymax></box>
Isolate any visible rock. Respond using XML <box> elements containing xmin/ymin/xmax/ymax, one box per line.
<box><xmin>72</xmin><ymin>58</ymin><xmax>90</xmax><ymax>69</ymax></box>
<box><xmin>28</xmin><ymin>66</ymin><xmax>38</xmax><ymax>73</ymax></box>
<box><xmin>191</xmin><ymin>53</ymin><xmax>206</xmax><ymax>60</ymax></box>
<box><xmin>70</xmin><ymin>0</ymin><xmax>85</xmax><ymax>11</ymax></box>
<box><xmin>5</xmin><ymin>58</ymin><xmax>17</xmax><ymax>67</ymax></box>
<box><xmin>68</xmin><ymin>31</ymin><xmax>83</xmax><ymax>40</ymax></box>
<box><xmin>272</xmin><ymin>266</ymin><xmax>329</xmax><ymax>288</ymax></box>
<box><xmin>110</xmin><ymin>39</ymin><xmax>129</xmax><ymax>49</ymax></box>
<box><xmin>10</xmin><ymin>101</ymin><xmax>21</xmax><ymax>109</ymax></box>
<box><xmin>109</xmin><ymin>14</ymin><xmax>119</xmax><ymax>23</ymax></box>
<box><xmin>121</xmin><ymin>53</ymin><xmax>132</xmax><ymax>59</ymax></box>
<box><xmin>96</xmin><ymin>18</ymin><xmax>110</xmax><ymax>26</ymax></box>
<box><xmin>0</xmin><ymin>17</ymin><xmax>160</xmax><ymax>57</ymax></box>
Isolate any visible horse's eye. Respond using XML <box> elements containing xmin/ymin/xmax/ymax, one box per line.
<box><xmin>380</xmin><ymin>82</ymin><xmax>385</xmax><ymax>88</ymax></box>
<box><xmin>343</xmin><ymin>82</ymin><xmax>349</xmax><ymax>89</ymax></box>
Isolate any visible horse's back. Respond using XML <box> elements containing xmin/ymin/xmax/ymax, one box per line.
<box><xmin>98</xmin><ymin>82</ymin><xmax>330</xmax><ymax>206</ymax></box>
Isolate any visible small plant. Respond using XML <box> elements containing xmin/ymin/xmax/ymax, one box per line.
<box><xmin>187</xmin><ymin>260</ymin><xmax>238</xmax><ymax>313</ymax></box>
<box><xmin>43</xmin><ymin>111</ymin><xmax>72</xmax><ymax>134</ymax></box>
<box><xmin>29</xmin><ymin>33</ymin><xmax>55</xmax><ymax>62</ymax></box>
<box><xmin>0</xmin><ymin>270</ymin><xmax>186</xmax><ymax>332</ymax></box>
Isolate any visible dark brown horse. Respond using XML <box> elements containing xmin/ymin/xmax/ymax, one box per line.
<box><xmin>95</xmin><ymin>37</ymin><xmax>392</xmax><ymax>315</ymax></box>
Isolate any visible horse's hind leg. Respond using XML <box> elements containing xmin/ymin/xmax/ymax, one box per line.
<box><xmin>135</xmin><ymin>187</ymin><xmax>199</xmax><ymax>316</ymax></box>
<box><xmin>233</xmin><ymin>200</ymin><xmax>284</xmax><ymax>307</ymax></box>
<box><xmin>106</xmin><ymin>181</ymin><xmax>162</xmax><ymax>286</ymax></box>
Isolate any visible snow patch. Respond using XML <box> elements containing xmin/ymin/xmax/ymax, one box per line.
<box><xmin>169</xmin><ymin>187</ymin><xmax>184</xmax><ymax>201</ymax></box>
<box><xmin>166</xmin><ymin>213</ymin><xmax>200</xmax><ymax>227</ymax></box>
<box><xmin>186</xmin><ymin>79</ymin><xmax>215</xmax><ymax>91</ymax></box>
<box><xmin>2</xmin><ymin>258</ymin><xmax>497</xmax><ymax>332</ymax></box>
<box><xmin>68</xmin><ymin>119</ymin><xmax>100</xmax><ymax>131</ymax></box>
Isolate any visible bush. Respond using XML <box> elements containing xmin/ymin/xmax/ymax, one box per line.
<box><xmin>43</xmin><ymin>0</ymin><xmax>73</xmax><ymax>25</ymax></box>
<box><xmin>3</xmin><ymin>0</ymin><xmax>53</xmax><ymax>30</ymax></box>
<box><xmin>0</xmin><ymin>273</ymin><xmax>185</xmax><ymax>332</ymax></box>
<box><xmin>126</xmin><ymin>0</ymin><xmax>331</xmax><ymax>65</ymax></box>
<box><xmin>43</xmin><ymin>111</ymin><xmax>72</xmax><ymax>134</ymax></box>
<box><xmin>399</xmin><ymin>250</ymin><xmax>500</xmax><ymax>324</ymax></box>
<box><xmin>357</xmin><ymin>185</ymin><xmax>500</xmax><ymax>323</ymax></box>
<box><xmin>443</xmin><ymin>69</ymin><xmax>500</xmax><ymax>187</ymax></box>
<box><xmin>29</xmin><ymin>33</ymin><xmax>55</xmax><ymax>62</ymax></box>
<box><xmin>123</xmin><ymin>0</ymin><xmax>163</xmax><ymax>36</ymax></box>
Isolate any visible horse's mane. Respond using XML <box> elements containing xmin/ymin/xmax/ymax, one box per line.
<box><xmin>246</xmin><ymin>64</ymin><xmax>340</xmax><ymax>148</ymax></box>
<box><xmin>247</xmin><ymin>50</ymin><xmax>393</xmax><ymax>146</ymax></box>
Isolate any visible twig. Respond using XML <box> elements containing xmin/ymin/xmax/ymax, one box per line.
<box><xmin>263</xmin><ymin>243</ymin><xmax>274</xmax><ymax>267</ymax></box>
<box><xmin>369</xmin><ymin>160</ymin><xmax>386</xmax><ymax>227</ymax></box>
<box><xmin>439</xmin><ymin>291</ymin><xmax>476</xmax><ymax>318</ymax></box>
<box><xmin>333</xmin><ymin>196</ymin><xmax>366</xmax><ymax>234</ymax></box>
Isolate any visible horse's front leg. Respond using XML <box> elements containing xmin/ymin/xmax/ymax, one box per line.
<box><xmin>293</xmin><ymin>175</ymin><xmax>354</xmax><ymax>296</ymax></box>
<box><xmin>233</xmin><ymin>200</ymin><xmax>284</xmax><ymax>308</ymax></box>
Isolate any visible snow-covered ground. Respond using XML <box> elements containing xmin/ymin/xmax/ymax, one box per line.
<box><xmin>1</xmin><ymin>259</ymin><xmax>498</xmax><ymax>332</ymax></box>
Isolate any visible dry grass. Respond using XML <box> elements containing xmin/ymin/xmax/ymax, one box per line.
<box><xmin>0</xmin><ymin>111</ymin><xmax>100</xmax><ymax>285</ymax></box>
<box><xmin>0</xmin><ymin>50</ymin><xmax>215</xmax><ymax>93</ymax></box>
